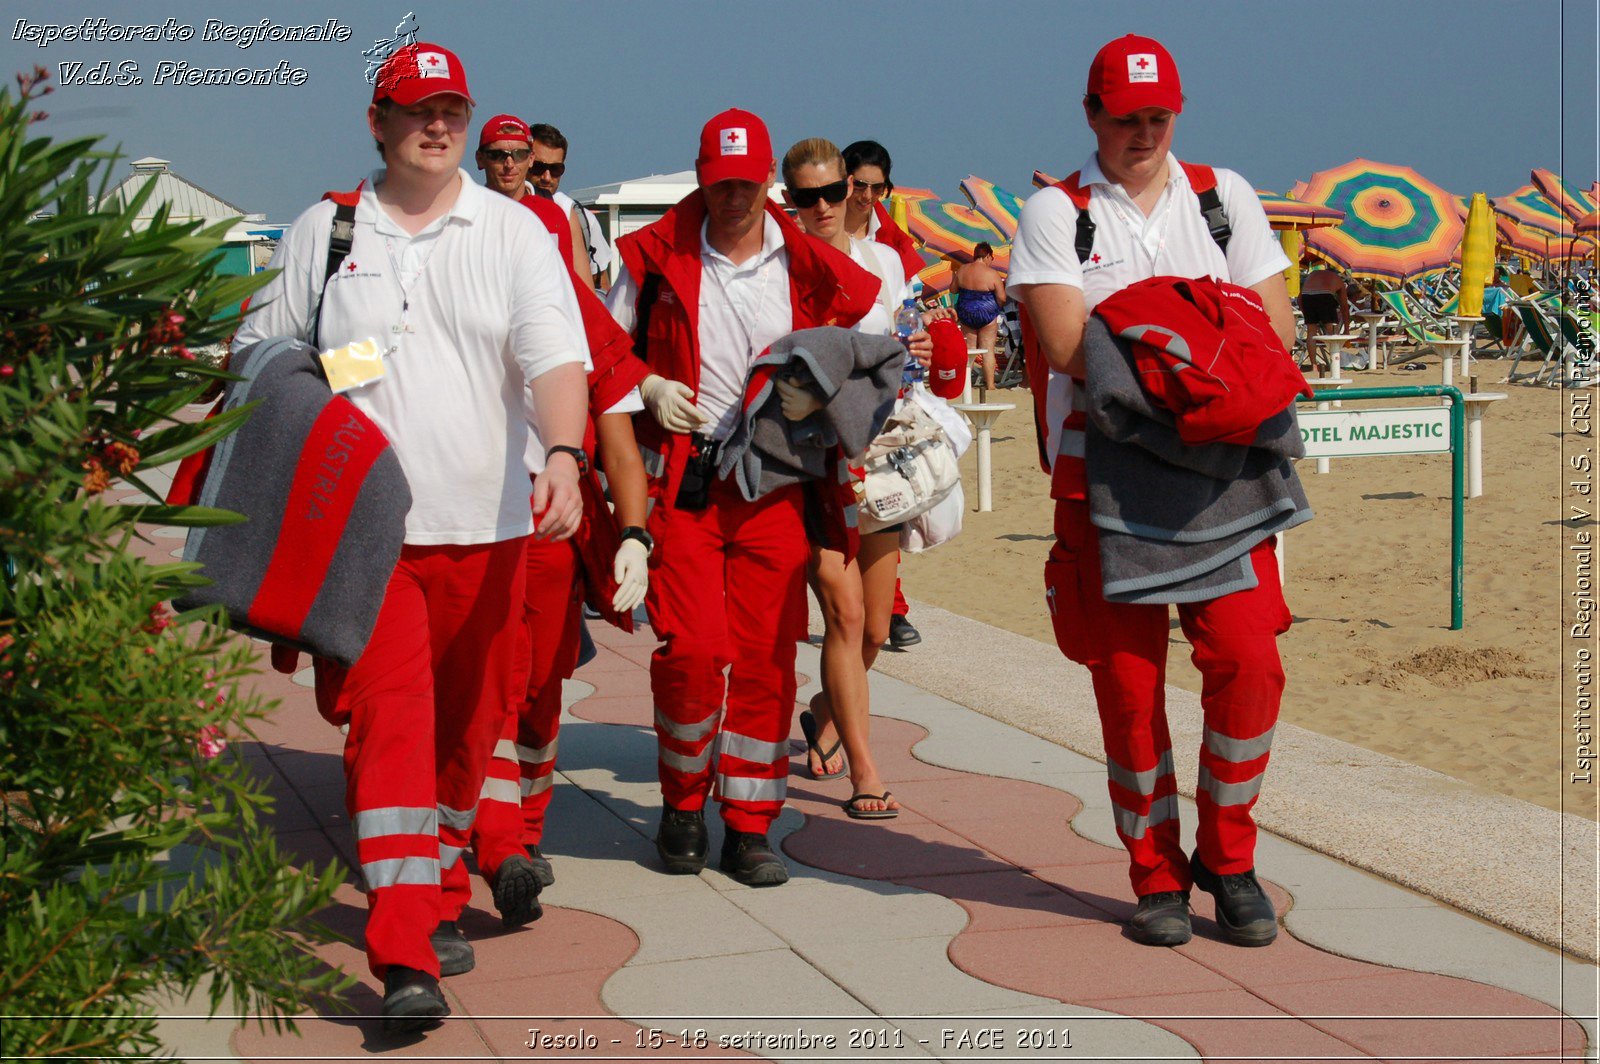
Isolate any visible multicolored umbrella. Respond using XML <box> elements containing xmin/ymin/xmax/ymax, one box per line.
<box><xmin>1295</xmin><ymin>159</ymin><xmax>1464</xmax><ymax>282</ymax></box>
<box><xmin>899</xmin><ymin>186</ymin><xmax>1009</xmax><ymax>264</ymax></box>
<box><xmin>1530</xmin><ymin>169</ymin><xmax>1598</xmax><ymax>225</ymax></box>
<box><xmin>958</xmin><ymin>176</ymin><xmax>1026</xmax><ymax>242</ymax></box>
<box><xmin>1578</xmin><ymin>210</ymin><xmax>1600</xmax><ymax>238</ymax></box>
<box><xmin>1033</xmin><ymin>169</ymin><xmax>1061</xmax><ymax>190</ymax></box>
<box><xmin>1256</xmin><ymin>191</ymin><xmax>1346</xmax><ymax>231</ymax></box>
<box><xmin>1492</xmin><ymin>184</ymin><xmax>1570</xmax><ymax>236</ymax></box>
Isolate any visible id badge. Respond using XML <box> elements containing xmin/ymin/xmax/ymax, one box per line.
<box><xmin>319</xmin><ymin>337</ymin><xmax>386</xmax><ymax>393</ymax></box>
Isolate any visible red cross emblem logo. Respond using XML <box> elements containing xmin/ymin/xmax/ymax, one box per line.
<box><xmin>1090</xmin><ymin>253</ymin><xmax>1102</xmax><ymax>264</ymax></box>
<box><xmin>719</xmin><ymin>128</ymin><xmax>749</xmax><ymax>156</ymax></box>
<box><xmin>1127</xmin><ymin>53</ymin><xmax>1159</xmax><ymax>82</ymax></box>
<box><xmin>346</xmin><ymin>262</ymin><xmax>358</xmax><ymax>272</ymax></box>
<box><xmin>1136</xmin><ymin>57</ymin><xmax>1149</xmax><ymax>69</ymax></box>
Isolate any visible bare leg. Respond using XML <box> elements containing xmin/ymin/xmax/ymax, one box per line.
<box><xmin>805</xmin><ymin>544</ymin><xmax>862</xmax><ymax>779</ymax></box>
<box><xmin>977</xmin><ymin>320</ymin><xmax>1000</xmax><ymax>389</ymax></box>
<box><xmin>833</xmin><ymin>531</ymin><xmax>903</xmax><ymax>816</ymax></box>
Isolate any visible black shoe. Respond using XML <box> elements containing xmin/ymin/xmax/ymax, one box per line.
<box><xmin>525</xmin><ymin>844</ymin><xmax>555</xmax><ymax>888</ymax></box>
<box><xmin>1129</xmin><ymin>891</ymin><xmax>1192</xmax><ymax>946</ymax></box>
<box><xmin>491</xmin><ymin>853</ymin><xmax>544</xmax><ymax>929</ymax></box>
<box><xmin>719</xmin><ymin>830</ymin><xmax>788</xmax><ymax>886</ymax></box>
<box><xmin>887</xmin><ymin>614</ymin><xmax>921</xmax><ymax>648</ymax></box>
<box><xmin>381</xmin><ymin>966</ymin><xmax>448</xmax><ymax>1034</ymax></box>
<box><xmin>428</xmin><ymin>920</ymin><xmax>475</xmax><ymax>976</ymax></box>
<box><xmin>1190</xmin><ymin>853</ymin><xmax>1278</xmax><ymax>946</ymax></box>
<box><xmin>655</xmin><ymin>807</ymin><xmax>708</xmax><ymax>874</ymax></box>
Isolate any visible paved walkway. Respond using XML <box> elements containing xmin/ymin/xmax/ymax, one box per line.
<box><xmin>122</xmin><ymin>453</ymin><xmax>1595</xmax><ymax>1063</ymax></box>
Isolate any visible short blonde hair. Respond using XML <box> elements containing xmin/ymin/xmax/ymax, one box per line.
<box><xmin>781</xmin><ymin>137</ymin><xmax>846</xmax><ymax>187</ymax></box>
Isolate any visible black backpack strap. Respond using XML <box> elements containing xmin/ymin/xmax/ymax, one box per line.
<box><xmin>1196</xmin><ymin>185</ymin><xmax>1232</xmax><ymax>254</ymax></box>
<box><xmin>311</xmin><ymin>199</ymin><xmax>358</xmax><ymax>348</ymax></box>
<box><xmin>632</xmin><ymin>272</ymin><xmax>662</xmax><ymax>361</ymax></box>
<box><xmin>1074</xmin><ymin>211</ymin><xmax>1097</xmax><ymax>265</ymax></box>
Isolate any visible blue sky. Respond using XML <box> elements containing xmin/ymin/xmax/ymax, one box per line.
<box><xmin>4</xmin><ymin>0</ymin><xmax>1596</xmax><ymax>223</ymax></box>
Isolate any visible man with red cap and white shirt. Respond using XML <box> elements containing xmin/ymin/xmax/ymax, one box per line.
<box><xmin>1009</xmin><ymin>34</ymin><xmax>1296</xmax><ymax>949</ymax></box>
<box><xmin>234</xmin><ymin>44</ymin><xmax>589</xmax><ymax>1031</ymax></box>
<box><xmin>475</xmin><ymin>113</ymin><xmax>591</xmax><ymax>281</ymax></box>
<box><xmin>606</xmin><ymin>108</ymin><xmax>879</xmax><ymax>886</ymax></box>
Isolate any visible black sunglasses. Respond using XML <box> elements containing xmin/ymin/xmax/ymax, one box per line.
<box><xmin>789</xmin><ymin>180</ymin><xmax>850</xmax><ymax>209</ymax></box>
<box><xmin>481</xmin><ymin>147</ymin><xmax>530</xmax><ymax>163</ymax></box>
<box><xmin>853</xmin><ymin>180</ymin><xmax>890</xmax><ymax>197</ymax></box>
<box><xmin>529</xmin><ymin>161</ymin><xmax>566</xmax><ymax>178</ymax></box>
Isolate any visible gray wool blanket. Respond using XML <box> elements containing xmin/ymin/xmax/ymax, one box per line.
<box><xmin>175</xmin><ymin>338</ymin><xmax>411</xmax><ymax>664</ymax></box>
<box><xmin>718</xmin><ymin>326</ymin><xmax>904</xmax><ymax>500</ymax></box>
<box><xmin>1082</xmin><ymin>317</ymin><xmax>1313</xmax><ymax>604</ymax></box>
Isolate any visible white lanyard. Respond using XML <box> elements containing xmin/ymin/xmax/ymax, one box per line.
<box><xmin>1101</xmin><ymin>183</ymin><xmax>1177</xmax><ymax>273</ymax></box>
<box><xmin>705</xmin><ymin>251</ymin><xmax>774</xmax><ymax>359</ymax></box>
<box><xmin>381</xmin><ymin>226</ymin><xmax>445</xmax><ymax>354</ymax></box>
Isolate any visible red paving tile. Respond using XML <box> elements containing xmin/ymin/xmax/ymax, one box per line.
<box><xmin>783</xmin><ymin>816</ymin><xmax>1012</xmax><ymax>880</ymax></box>
<box><xmin>568</xmin><ymin>694</ymin><xmax>653</xmax><ymax>726</ymax></box>
<box><xmin>1081</xmin><ymin>987</ymin><xmax>1376</xmax><ymax>1060</ymax></box>
<box><xmin>897</xmin><ymin>869</ymin><xmax>1106</xmax><ymax>931</ymax></box>
<box><xmin>949</xmin><ymin>922</ymin><xmax>1237</xmax><ymax>1000</ymax></box>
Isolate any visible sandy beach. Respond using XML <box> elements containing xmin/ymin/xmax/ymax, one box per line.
<box><xmin>899</xmin><ymin>347</ymin><xmax>1594</xmax><ymax>819</ymax></box>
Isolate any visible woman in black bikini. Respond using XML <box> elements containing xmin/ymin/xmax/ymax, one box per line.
<box><xmin>953</xmin><ymin>242</ymin><xmax>1007</xmax><ymax>389</ymax></box>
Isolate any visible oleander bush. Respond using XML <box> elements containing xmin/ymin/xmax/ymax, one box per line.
<box><xmin>0</xmin><ymin>68</ymin><xmax>348</xmax><ymax>1059</ymax></box>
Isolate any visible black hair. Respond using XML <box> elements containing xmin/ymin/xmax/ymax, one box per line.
<box><xmin>528</xmin><ymin>123</ymin><xmax>568</xmax><ymax>153</ymax></box>
<box><xmin>973</xmin><ymin>241</ymin><xmax>994</xmax><ymax>259</ymax></box>
<box><xmin>842</xmin><ymin>139</ymin><xmax>892</xmax><ymax>185</ymax></box>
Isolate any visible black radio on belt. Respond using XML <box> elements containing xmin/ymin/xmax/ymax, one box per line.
<box><xmin>675</xmin><ymin>433</ymin><xmax>722</xmax><ymax>511</ymax></box>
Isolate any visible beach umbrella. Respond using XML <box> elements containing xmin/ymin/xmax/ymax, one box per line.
<box><xmin>1280</xmin><ymin>229</ymin><xmax>1302</xmax><ymax>297</ymax></box>
<box><xmin>1033</xmin><ymin>169</ymin><xmax>1061</xmax><ymax>189</ymax></box>
<box><xmin>1457</xmin><ymin>193</ymin><xmax>1494</xmax><ymax>318</ymax></box>
<box><xmin>959</xmin><ymin>176</ymin><xmax>1026</xmax><ymax>242</ymax></box>
<box><xmin>1493</xmin><ymin>184</ymin><xmax>1569</xmax><ymax>236</ymax></box>
<box><xmin>1295</xmin><ymin>159</ymin><xmax>1464</xmax><ymax>282</ymax></box>
<box><xmin>1530</xmin><ymin>168</ymin><xmax>1597</xmax><ymax>225</ymax></box>
<box><xmin>1257</xmin><ymin>192</ymin><xmax>1346</xmax><ymax>232</ymax></box>
<box><xmin>1579</xmin><ymin>210</ymin><xmax>1600</xmax><ymax>237</ymax></box>
<box><xmin>900</xmin><ymin>187</ymin><xmax>1009</xmax><ymax>264</ymax></box>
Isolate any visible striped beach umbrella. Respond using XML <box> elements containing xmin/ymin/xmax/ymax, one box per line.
<box><xmin>899</xmin><ymin>186</ymin><xmax>1009</xmax><ymax>264</ymax></box>
<box><xmin>1257</xmin><ymin>191</ymin><xmax>1346</xmax><ymax>231</ymax></box>
<box><xmin>1493</xmin><ymin>184</ymin><xmax>1570</xmax><ymax>236</ymax></box>
<box><xmin>1530</xmin><ymin>169</ymin><xmax>1597</xmax><ymax>225</ymax></box>
<box><xmin>958</xmin><ymin>176</ymin><xmax>1026</xmax><ymax>242</ymax></box>
<box><xmin>1295</xmin><ymin>159</ymin><xmax>1464</xmax><ymax>282</ymax></box>
<box><xmin>1578</xmin><ymin>210</ymin><xmax>1600</xmax><ymax>238</ymax></box>
<box><xmin>1033</xmin><ymin>169</ymin><xmax>1061</xmax><ymax>190</ymax></box>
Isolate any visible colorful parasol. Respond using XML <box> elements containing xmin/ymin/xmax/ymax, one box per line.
<box><xmin>958</xmin><ymin>176</ymin><xmax>1026</xmax><ymax>242</ymax></box>
<box><xmin>1294</xmin><ymin>159</ymin><xmax>1464</xmax><ymax>282</ymax></box>
<box><xmin>1578</xmin><ymin>210</ymin><xmax>1600</xmax><ymax>238</ymax></box>
<box><xmin>1033</xmin><ymin>169</ymin><xmax>1061</xmax><ymax>190</ymax></box>
<box><xmin>899</xmin><ymin>186</ymin><xmax>1009</xmax><ymax>264</ymax></box>
<box><xmin>1492</xmin><ymin>184</ymin><xmax>1569</xmax><ymax>237</ymax></box>
<box><xmin>1530</xmin><ymin>169</ymin><xmax>1598</xmax><ymax>225</ymax></box>
<box><xmin>1257</xmin><ymin>191</ymin><xmax>1346</xmax><ymax>231</ymax></box>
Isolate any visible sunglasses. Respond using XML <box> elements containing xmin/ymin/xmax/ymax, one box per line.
<box><xmin>529</xmin><ymin>161</ymin><xmax>566</xmax><ymax>178</ymax></box>
<box><xmin>789</xmin><ymin>180</ymin><xmax>850</xmax><ymax>209</ymax></box>
<box><xmin>481</xmin><ymin>147</ymin><xmax>530</xmax><ymax>163</ymax></box>
<box><xmin>853</xmin><ymin>180</ymin><xmax>889</xmax><ymax>197</ymax></box>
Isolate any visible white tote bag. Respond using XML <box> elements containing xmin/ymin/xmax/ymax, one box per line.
<box><xmin>856</xmin><ymin>395</ymin><xmax>961</xmax><ymax>532</ymax></box>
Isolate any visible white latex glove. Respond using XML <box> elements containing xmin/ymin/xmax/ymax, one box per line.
<box><xmin>775</xmin><ymin>377</ymin><xmax>824</xmax><ymax>421</ymax></box>
<box><xmin>639</xmin><ymin>374</ymin><xmax>709</xmax><ymax>434</ymax></box>
<box><xmin>611</xmin><ymin>538</ymin><xmax>649</xmax><ymax>613</ymax></box>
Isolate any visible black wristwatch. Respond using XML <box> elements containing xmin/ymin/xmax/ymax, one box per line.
<box><xmin>547</xmin><ymin>444</ymin><xmax>590</xmax><ymax>474</ymax></box>
<box><xmin>619</xmin><ymin>525</ymin><xmax>654</xmax><ymax>555</ymax></box>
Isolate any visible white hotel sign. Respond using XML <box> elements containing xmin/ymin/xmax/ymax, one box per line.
<box><xmin>1297</xmin><ymin>405</ymin><xmax>1453</xmax><ymax>459</ymax></box>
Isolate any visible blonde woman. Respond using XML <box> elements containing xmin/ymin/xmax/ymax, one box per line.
<box><xmin>779</xmin><ymin>137</ymin><xmax>931</xmax><ymax>819</ymax></box>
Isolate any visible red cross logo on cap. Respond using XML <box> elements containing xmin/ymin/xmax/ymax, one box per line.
<box><xmin>726</xmin><ymin>130</ymin><xmax>740</xmax><ymax>144</ymax></box>
<box><xmin>425</xmin><ymin>55</ymin><xmax>440</xmax><ymax>67</ymax></box>
<box><xmin>1136</xmin><ymin>57</ymin><xmax>1150</xmax><ymax>69</ymax></box>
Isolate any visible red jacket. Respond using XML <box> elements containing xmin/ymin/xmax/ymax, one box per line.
<box><xmin>1093</xmin><ymin>276</ymin><xmax>1311</xmax><ymax>446</ymax></box>
<box><xmin>615</xmin><ymin>192</ymin><xmax>880</xmax><ymax>514</ymax></box>
<box><xmin>874</xmin><ymin>201</ymin><xmax>924</xmax><ymax>282</ymax></box>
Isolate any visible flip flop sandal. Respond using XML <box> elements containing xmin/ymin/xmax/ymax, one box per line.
<box><xmin>844</xmin><ymin>792</ymin><xmax>899</xmax><ymax>820</ymax></box>
<box><xmin>799</xmin><ymin>710</ymin><xmax>849</xmax><ymax>781</ymax></box>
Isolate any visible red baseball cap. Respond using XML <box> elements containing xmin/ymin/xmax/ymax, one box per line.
<box><xmin>478</xmin><ymin>113</ymin><xmax>531</xmax><ymax>148</ymax></box>
<box><xmin>372</xmin><ymin>42</ymin><xmax>474</xmax><ymax>107</ymax></box>
<box><xmin>696</xmin><ymin>108</ymin><xmax>774</xmax><ymax>187</ymax></box>
<box><xmin>926</xmin><ymin>318</ymin><xmax>968</xmax><ymax>401</ymax></box>
<box><xmin>1086</xmin><ymin>34</ymin><xmax>1183</xmax><ymax>116</ymax></box>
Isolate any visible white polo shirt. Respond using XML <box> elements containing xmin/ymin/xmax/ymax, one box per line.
<box><xmin>234</xmin><ymin>168</ymin><xmax>588</xmax><ymax>545</ymax></box>
<box><xmin>1009</xmin><ymin>152</ymin><xmax>1289</xmax><ymax>474</ymax></box>
<box><xmin>606</xmin><ymin>213</ymin><xmax>794</xmax><ymax>441</ymax></box>
<box><xmin>850</xmin><ymin>237</ymin><xmax>907</xmax><ymax>336</ymax></box>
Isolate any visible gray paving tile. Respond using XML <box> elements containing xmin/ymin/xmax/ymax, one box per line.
<box><xmin>725</xmin><ymin>874</ymin><xmax>968</xmax><ymax>944</ymax></box>
<box><xmin>804</xmin><ymin>933</ymin><xmax>1043</xmax><ymax>1016</ymax></box>
<box><xmin>578</xmin><ymin>882</ymin><xmax>787</xmax><ymax>966</ymax></box>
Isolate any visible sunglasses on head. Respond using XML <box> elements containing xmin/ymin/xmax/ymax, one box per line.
<box><xmin>853</xmin><ymin>180</ymin><xmax>889</xmax><ymax>197</ymax></box>
<box><xmin>789</xmin><ymin>180</ymin><xmax>850</xmax><ymax>209</ymax></box>
<box><xmin>529</xmin><ymin>161</ymin><xmax>565</xmax><ymax>178</ymax></box>
<box><xmin>482</xmin><ymin>147</ymin><xmax>530</xmax><ymax>163</ymax></box>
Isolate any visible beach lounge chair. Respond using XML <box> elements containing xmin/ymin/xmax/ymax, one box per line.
<box><xmin>1502</xmin><ymin>300</ymin><xmax>1581</xmax><ymax>386</ymax></box>
<box><xmin>993</xmin><ymin>300</ymin><xmax>1025</xmax><ymax>388</ymax></box>
<box><xmin>1377</xmin><ymin>289</ymin><xmax>1455</xmax><ymax>348</ymax></box>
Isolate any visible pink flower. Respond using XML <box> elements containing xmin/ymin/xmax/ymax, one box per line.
<box><xmin>195</xmin><ymin>725</ymin><xmax>227</xmax><ymax>759</ymax></box>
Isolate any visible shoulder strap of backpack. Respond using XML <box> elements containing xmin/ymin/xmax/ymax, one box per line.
<box><xmin>1179</xmin><ymin>161</ymin><xmax>1232</xmax><ymax>254</ymax></box>
<box><xmin>1054</xmin><ymin>172</ymin><xmax>1096</xmax><ymax>265</ymax></box>
<box><xmin>310</xmin><ymin>183</ymin><xmax>364</xmax><ymax>348</ymax></box>
<box><xmin>631</xmin><ymin>272</ymin><xmax>662</xmax><ymax>362</ymax></box>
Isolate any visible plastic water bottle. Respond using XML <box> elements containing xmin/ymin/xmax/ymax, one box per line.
<box><xmin>895</xmin><ymin>298</ymin><xmax>923</xmax><ymax>386</ymax></box>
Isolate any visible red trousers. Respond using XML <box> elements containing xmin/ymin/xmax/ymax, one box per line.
<box><xmin>467</xmin><ymin>536</ymin><xmax>582</xmax><ymax>884</ymax></box>
<box><xmin>1044</xmin><ymin>501</ymin><xmax>1289</xmax><ymax>897</ymax></box>
<box><xmin>313</xmin><ymin>538</ymin><xmax>526</xmax><ymax>978</ymax></box>
<box><xmin>892</xmin><ymin>573</ymin><xmax>909</xmax><ymax>618</ymax></box>
<box><xmin>645</xmin><ymin>478</ymin><xmax>809</xmax><ymax>834</ymax></box>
